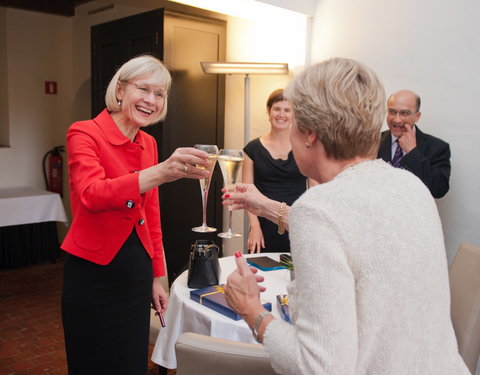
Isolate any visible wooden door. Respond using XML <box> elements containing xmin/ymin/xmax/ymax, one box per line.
<box><xmin>91</xmin><ymin>8</ymin><xmax>164</xmax><ymax>117</ymax></box>
<box><xmin>160</xmin><ymin>12</ymin><xmax>225</xmax><ymax>281</ymax></box>
<box><xmin>91</xmin><ymin>8</ymin><xmax>225</xmax><ymax>282</ymax></box>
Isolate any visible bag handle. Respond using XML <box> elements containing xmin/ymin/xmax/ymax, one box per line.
<box><xmin>203</xmin><ymin>243</ymin><xmax>219</xmax><ymax>259</ymax></box>
<box><xmin>190</xmin><ymin>242</ymin><xmax>219</xmax><ymax>258</ymax></box>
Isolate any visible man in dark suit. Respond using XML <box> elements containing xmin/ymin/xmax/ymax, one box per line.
<box><xmin>377</xmin><ymin>90</ymin><xmax>451</xmax><ymax>198</ymax></box>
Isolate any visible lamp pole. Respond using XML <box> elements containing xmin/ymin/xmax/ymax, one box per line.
<box><xmin>244</xmin><ymin>74</ymin><xmax>250</xmax><ymax>145</ymax></box>
<box><xmin>199</xmin><ymin>62</ymin><xmax>288</xmax><ymax>254</ymax></box>
<box><xmin>243</xmin><ymin>74</ymin><xmax>251</xmax><ymax>252</ymax></box>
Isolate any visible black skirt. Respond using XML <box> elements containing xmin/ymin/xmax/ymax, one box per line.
<box><xmin>259</xmin><ymin>217</ymin><xmax>291</xmax><ymax>253</ymax></box>
<box><xmin>62</xmin><ymin>230</ymin><xmax>152</xmax><ymax>375</ymax></box>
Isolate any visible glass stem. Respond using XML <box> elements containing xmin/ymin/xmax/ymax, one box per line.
<box><xmin>228</xmin><ymin>208</ymin><xmax>233</xmax><ymax>233</ymax></box>
<box><xmin>202</xmin><ymin>188</ymin><xmax>208</xmax><ymax>226</ymax></box>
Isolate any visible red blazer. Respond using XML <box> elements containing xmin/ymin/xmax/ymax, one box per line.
<box><xmin>61</xmin><ymin>109</ymin><xmax>165</xmax><ymax>277</ymax></box>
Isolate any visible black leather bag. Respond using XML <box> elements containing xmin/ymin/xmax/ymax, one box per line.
<box><xmin>187</xmin><ymin>240</ymin><xmax>220</xmax><ymax>289</ymax></box>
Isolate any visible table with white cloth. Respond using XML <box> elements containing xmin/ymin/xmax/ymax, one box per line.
<box><xmin>0</xmin><ymin>186</ymin><xmax>68</xmax><ymax>268</ymax></box>
<box><xmin>152</xmin><ymin>252</ymin><xmax>291</xmax><ymax>369</ymax></box>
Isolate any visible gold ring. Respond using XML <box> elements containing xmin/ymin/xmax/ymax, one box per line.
<box><xmin>183</xmin><ymin>164</ymin><xmax>189</xmax><ymax>173</ymax></box>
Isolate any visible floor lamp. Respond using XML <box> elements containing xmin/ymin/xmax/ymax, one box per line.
<box><xmin>200</xmin><ymin>61</ymin><xmax>289</xmax><ymax>251</ymax></box>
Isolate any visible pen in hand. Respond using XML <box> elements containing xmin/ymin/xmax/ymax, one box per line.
<box><xmin>158</xmin><ymin>311</ymin><xmax>166</xmax><ymax>327</ymax></box>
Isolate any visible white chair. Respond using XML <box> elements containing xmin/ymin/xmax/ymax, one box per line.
<box><xmin>449</xmin><ymin>242</ymin><xmax>480</xmax><ymax>374</ymax></box>
<box><xmin>175</xmin><ymin>332</ymin><xmax>277</xmax><ymax>375</ymax></box>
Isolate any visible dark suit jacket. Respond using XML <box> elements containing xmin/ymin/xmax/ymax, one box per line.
<box><xmin>377</xmin><ymin>126</ymin><xmax>451</xmax><ymax>198</ymax></box>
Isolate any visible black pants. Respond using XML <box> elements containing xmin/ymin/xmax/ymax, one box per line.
<box><xmin>62</xmin><ymin>230</ymin><xmax>152</xmax><ymax>375</ymax></box>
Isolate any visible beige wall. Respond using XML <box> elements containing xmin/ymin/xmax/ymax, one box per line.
<box><xmin>70</xmin><ymin>0</ymin><xmax>307</xmax><ymax>156</ymax></box>
<box><xmin>71</xmin><ymin>2</ymin><xmax>152</xmax><ymax>123</ymax></box>
<box><xmin>309</xmin><ymin>0</ymin><xmax>480</xmax><ymax>262</ymax></box>
<box><xmin>0</xmin><ymin>8</ymin><xmax>72</xmax><ymax>190</ymax></box>
<box><xmin>0</xmin><ymin>1</ymin><xmax>308</xmax><ymax>253</ymax></box>
<box><xmin>5</xmin><ymin>0</ymin><xmax>475</xmax><ymax>262</ymax></box>
<box><xmin>221</xmin><ymin>12</ymin><xmax>307</xmax><ymax>254</ymax></box>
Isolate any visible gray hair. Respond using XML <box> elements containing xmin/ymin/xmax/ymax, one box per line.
<box><xmin>285</xmin><ymin>57</ymin><xmax>386</xmax><ymax>160</ymax></box>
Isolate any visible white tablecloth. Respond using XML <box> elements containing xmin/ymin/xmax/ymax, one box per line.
<box><xmin>151</xmin><ymin>252</ymin><xmax>290</xmax><ymax>369</ymax></box>
<box><xmin>0</xmin><ymin>186</ymin><xmax>68</xmax><ymax>227</ymax></box>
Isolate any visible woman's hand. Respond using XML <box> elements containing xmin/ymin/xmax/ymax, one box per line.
<box><xmin>224</xmin><ymin>252</ymin><xmax>266</xmax><ymax>321</ymax></box>
<box><xmin>222</xmin><ymin>183</ymin><xmax>270</xmax><ymax>218</ymax></box>
<box><xmin>151</xmin><ymin>277</ymin><xmax>169</xmax><ymax>314</ymax></box>
<box><xmin>247</xmin><ymin>226</ymin><xmax>265</xmax><ymax>254</ymax></box>
<box><xmin>222</xmin><ymin>183</ymin><xmax>291</xmax><ymax>232</ymax></box>
<box><xmin>139</xmin><ymin>147</ymin><xmax>209</xmax><ymax>193</ymax></box>
<box><xmin>158</xmin><ymin>147</ymin><xmax>210</xmax><ymax>183</ymax></box>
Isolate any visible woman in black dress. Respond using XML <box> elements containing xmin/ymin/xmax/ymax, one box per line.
<box><xmin>243</xmin><ymin>89</ymin><xmax>314</xmax><ymax>253</ymax></box>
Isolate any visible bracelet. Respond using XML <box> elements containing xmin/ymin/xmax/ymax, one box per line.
<box><xmin>251</xmin><ymin>311</ymin><xmax>272</xmax><ymax>343</ymax></box>
<box><xmin>277</xmin><ymin>202</ymin><xmax>287</xmax><ymax>235</ymax></box>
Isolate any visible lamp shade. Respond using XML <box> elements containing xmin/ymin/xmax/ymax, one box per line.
<box><xmin>200</xmin><ymin>62</ymin><xmax>288</xmax><ymax>75</ymax></box>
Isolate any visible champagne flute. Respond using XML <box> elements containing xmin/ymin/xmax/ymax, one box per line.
<box><xmin>192</xmin><ymin>144</ymin><xmax>219</xmax><ymax>233</ymax></box>
<box><xmin>218</xmin><ymin>149</ymin><xmax>244</xmax><ymax>238</ymax></box>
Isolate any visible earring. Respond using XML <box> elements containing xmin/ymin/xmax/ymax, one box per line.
<box><xmin>305</xmin><ymin>142</ymin><xmax>311</xmax><ymax>148</ymax></box>
<box><xmin>117</xmin><ymin>99</ymin><xmax>122</xmax><ymax>107</ymax></box>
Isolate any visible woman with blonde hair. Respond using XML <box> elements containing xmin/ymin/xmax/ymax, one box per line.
<box><xmin>61</xmin><ymin>54</ymin><xmax>209</xmax><ymax>374</ymax></box>
<box><xmin>224</xmin><ymin>57</ymin><xmax>469</xmax><ymax>374</ymax></box>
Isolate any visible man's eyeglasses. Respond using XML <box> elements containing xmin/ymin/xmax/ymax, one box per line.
<box><xmin>387</xmin><ymin>109</ymin><xmax>417</xmax><ymax>118</ymax></box>
<box><xmin>127</xmin><ymin>81</ymin><xmax>165</xmax><ymax>101</ymax></box>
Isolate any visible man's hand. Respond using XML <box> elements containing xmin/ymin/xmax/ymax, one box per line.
<box><xmin>398</xmin><ymin>124</ymin><xmax>416</xmax><ymax>153</ymax></box>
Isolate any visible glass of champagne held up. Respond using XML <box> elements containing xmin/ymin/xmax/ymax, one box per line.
<box><xmin>192</xmin><ymin>144</ymin><xmax>219</xmax><ymax>233</ymax></box>
<box><xmin>218</xmin><ymin>149</ymin><xmax>244</xmax><ymax>238</ymax></box>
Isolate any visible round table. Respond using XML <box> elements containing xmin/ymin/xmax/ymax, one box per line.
<box><xmin>151</xmin><ymin>252</ymin><xmax>290</xmax><ymax>369</ymax></box>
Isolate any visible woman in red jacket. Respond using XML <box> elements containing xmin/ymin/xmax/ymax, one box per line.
<box><xmin>61</xmin><ymin>54</ymin><xmax>209</xmax><ymax>375</ymax></box>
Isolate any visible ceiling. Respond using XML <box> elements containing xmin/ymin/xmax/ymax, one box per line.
<box><xmin>0</xmin><ymin>0</ymin><xmax>94</xmax><ymax>17</ymax></box>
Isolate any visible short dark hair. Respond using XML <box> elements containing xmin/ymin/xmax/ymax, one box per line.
<box><xmin>415</xmin><ymin>94</ymin><xmax>421</xmax><ymax>112</ymax></box>
<box><xmin>266</xmin><ymin>88</ymin><xmax>286</xmax><ymax>110</ymax></box>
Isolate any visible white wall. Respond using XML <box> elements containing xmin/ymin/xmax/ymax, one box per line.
<box><xmin>258</xmin><ymin>0</ymin><xmax>315</xmax><ymax>16</ymax></box>
<box><xmin>11</xmin><ymin>0</ymin><xmax>473</xmax><ymax>261</ymax></box>
<box><xmin>0</xmin><ymin>8</ymin><xmax>72</xmax><ymax>190</ymax></box>
<box><xmin>309</xmin><ymin>0</ymin><xmax>480</xmax><ymax>261</ymax></box>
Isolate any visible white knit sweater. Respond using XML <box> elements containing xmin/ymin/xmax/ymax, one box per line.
<box><xmin>264</xmin><ymin>159</ymin><xmax>469</xmax><ymax>375</ymax></box>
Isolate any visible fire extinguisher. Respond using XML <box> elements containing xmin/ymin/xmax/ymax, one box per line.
<box><xmin>42</xmin><ymin>146</ymin><xmax>65</xmax><ymax>197</ymax></box>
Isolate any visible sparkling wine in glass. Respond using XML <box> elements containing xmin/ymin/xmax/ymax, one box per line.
<box><xmin>218</xmin><ymin>149</ymin><xmax>244</xmax><ymax>238</ymax></box>
<box><xmin>192</xmin><ymin>144</ymin><xmax>219</xmax><ymax>233</ymax></box>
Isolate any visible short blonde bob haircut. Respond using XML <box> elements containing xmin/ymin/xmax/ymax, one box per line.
<box><xmin>285</xmin><ymin>57</ymin><xmax>386</xmax><ymax>160</ymax></box>
<box><xmin>105</xmin><ymin>54</ymin><xmax>172</xmax><ymax>124</ymax></box>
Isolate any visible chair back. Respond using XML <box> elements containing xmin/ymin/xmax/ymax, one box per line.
<box><xmin>450</xmin><ymin>242</ymin><xmax>480</xmax><ymax>374</ymax></box>
<box><xmin>175</xmin><ymin>332</ymin><xmax>277</xmax><ymax>375</ymax></box>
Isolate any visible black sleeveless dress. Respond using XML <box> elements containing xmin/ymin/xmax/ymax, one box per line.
<box><xmin>244</xmin><ymin>138</ymin><xmax>307</xmax><ymax>252</ymax></box>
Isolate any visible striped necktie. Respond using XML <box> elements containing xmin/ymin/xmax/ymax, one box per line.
<box><xmin>391</xmin><ymin>140</ymin><xmax>403</xmax><ymax>168</ymax></box>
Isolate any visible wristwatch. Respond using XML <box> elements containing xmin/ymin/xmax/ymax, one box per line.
<box><xmin>251</xmin><ymin>311</ymin><xmax>272</xmax><ymax>343</ymax></box>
